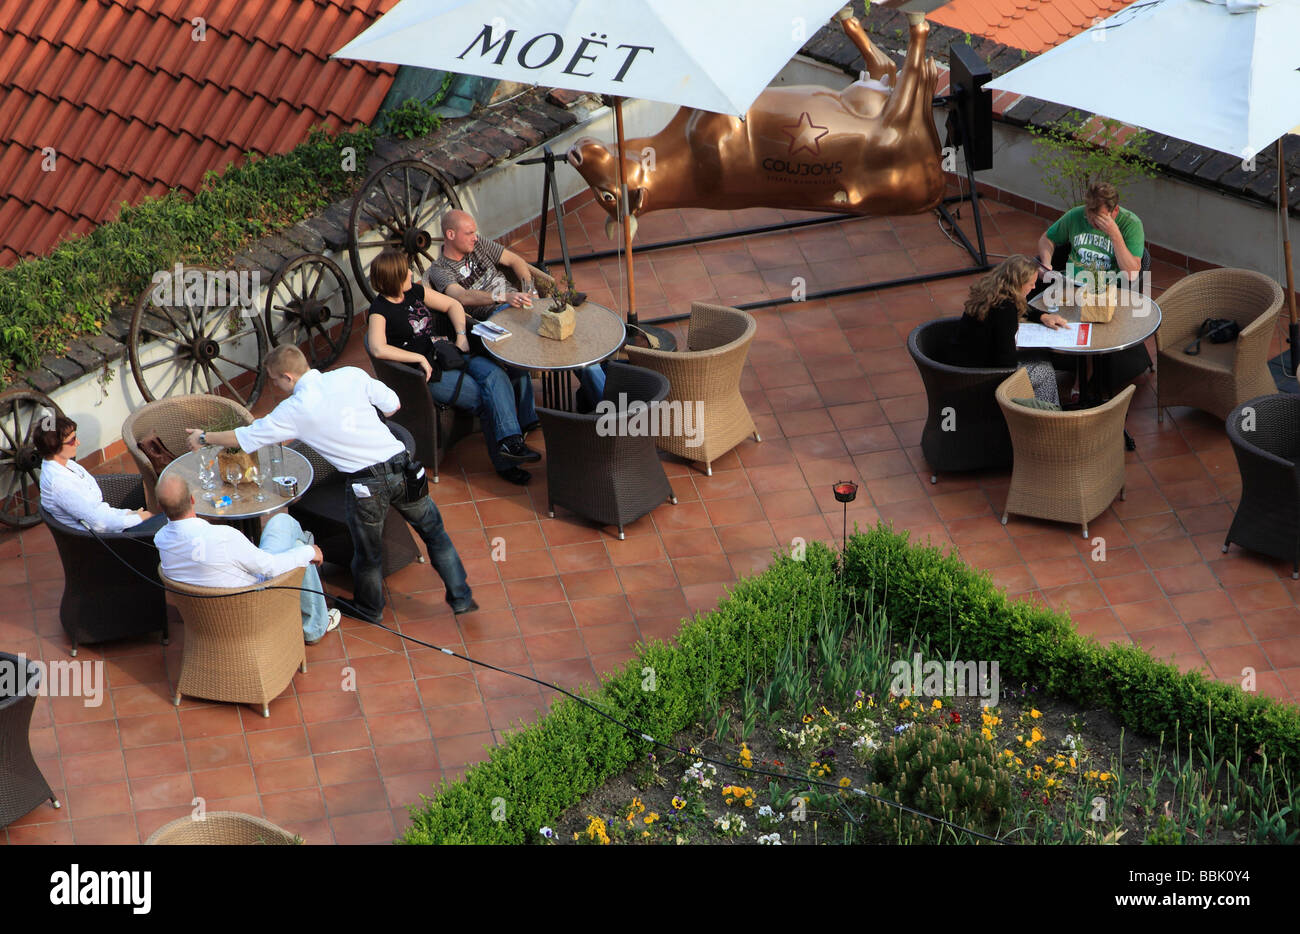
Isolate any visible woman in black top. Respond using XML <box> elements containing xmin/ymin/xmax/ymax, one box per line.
<box><xmin>366</xmin><ymin>248</ymin><xmax>540</xmax><ymax>485</ymax></box>
<box><xmin>949</xmin><ymin>254</ymin><xmax>1069</xmax><ymax>403</ymax></box>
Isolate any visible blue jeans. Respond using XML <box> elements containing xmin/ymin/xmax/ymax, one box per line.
<box><xmin>484</xmin><ymin>303</ymin><xmax>539</xmax><ymax>429</ymax></box>
<box><xmin>343</xmin><ymin>457</ymin><xmax>471</xmax><ymax>621</ymax></box>
<box><xmin>429</xmin><ymin>356</ymin><xmax>524</xmax><ymax>473</ymax></box>
<box><xmin>258</xmin><ymin>513</ymin><xmax>329</xmax><ymax>641</ymax></box>
<box><xmin>577</xmin><ymin>363</ymin><xmax>607</xmax><ymax>410</ymax></box>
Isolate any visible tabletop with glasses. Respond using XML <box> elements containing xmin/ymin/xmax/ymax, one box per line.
<box><xmin>159</xmin><ymin>444</ymin><xmax>314</xmax><ymax>524</ymax></box>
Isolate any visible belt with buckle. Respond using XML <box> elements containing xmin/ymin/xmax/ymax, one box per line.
<box><xmin>344</xmin><ymin>452</ymin><xmax>406</xmax><ymax>482</ymax></box>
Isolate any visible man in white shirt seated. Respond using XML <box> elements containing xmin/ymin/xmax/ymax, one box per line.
<box><xmin>153</xmin><ymin>474</ymin><xmax>341</xmax><ymax>644</ymax></box>
<box><xmin>36</xmin><ymin>414</ymin><xmax>165</xmax><ymax>534</ymax></box>
<box><xmin>184</xmin><ymin>344</ymin><xmax>475</xmax><ymax>625</ymax></box>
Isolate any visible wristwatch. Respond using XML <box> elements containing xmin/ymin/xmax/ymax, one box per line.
<box><xmin>198</xmin><ymin>431</ymin><xmax>207</xmax><ymax>445</ymax></box>
<box><xmin>455</xmin><ymin>330</ymin><xmax>466</xmax><ymax>336</ymax></box>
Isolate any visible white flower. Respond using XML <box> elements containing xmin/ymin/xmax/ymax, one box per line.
<box><xmin>757</xmin><ymin>805</ymin><xmax>774</xmax><ymax>818</ymax></box>
<box><xmin>757</xmin><ymin>832</ymin><xmax>782</xmax><ymax>845</ymax></box>
<box><xmin>539</xmin><ymin>827</ymin><xmax>554</xmax><ymax>839</ymax></box>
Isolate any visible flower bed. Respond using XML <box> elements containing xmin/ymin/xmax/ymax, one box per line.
<box><xmin>400</xmin><ymin>526</ymin><xmax>1300</xmax><ymax>845</ymax></box>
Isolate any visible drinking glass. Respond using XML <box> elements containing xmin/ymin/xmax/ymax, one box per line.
<box><xmin>197</xmin><ymin>449</ymin><xmax>219</xmax><ymax>503</ymax></box>
<box><xmin>250</xmin><ymin>462</ymin><xmax>266</xmax><ymax>503</ymax></box>
<box><xmin>269</xmin><ymin>442</ymin><xmax>284</xmax><ymax>474</ymax></box>
<box><xmin>224</xmin><ymin>464</ymin><xmax>242</xmax><ymax>502</ymax></box>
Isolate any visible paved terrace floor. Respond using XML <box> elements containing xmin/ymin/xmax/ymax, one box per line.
<box><xmin>3</xmin><ymin>193</ymin><xmax>1299</xmax><ymax>845</ymax></box>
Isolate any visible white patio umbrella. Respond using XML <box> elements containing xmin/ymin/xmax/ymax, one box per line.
<box><xmin>984</xmin><ymin>0</ymin><xmax>1300</xmax><ymax>375</ymax></box>
<box><xmin>334</xmin><ymin>0</ymin><xmax>853</xmax><ymax>334</ymax></box>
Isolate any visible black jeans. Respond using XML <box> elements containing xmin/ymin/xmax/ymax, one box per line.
<box><xmin>342</xmin><ymin>455</ymin><xmax>472</xmax><ymax>621</ymax></box>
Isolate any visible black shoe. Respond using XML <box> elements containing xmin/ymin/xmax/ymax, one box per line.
<box><xmin>498</xmin><ymin>467</ymin><xmax>532</xmax><ymax>485</ymax></box>
<box><xmin>451</xmin><ymin>598</ymin><xmax>480</xmax><ymax>616</ymax></box>
<box><xmin>571</xmin><ymin>290</ymin><xmax>587</xmax><ymax>307</ymax></box>
<box><xmin>498</xmin><ymin>435</ymin><xmax>541</xmax><ymax>463</ymax></box>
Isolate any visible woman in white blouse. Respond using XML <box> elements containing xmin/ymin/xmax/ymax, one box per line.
<box><xmin>37</xmin><ymin>415</ymin><xmax>165</xmax><ymax>534</ymax></box>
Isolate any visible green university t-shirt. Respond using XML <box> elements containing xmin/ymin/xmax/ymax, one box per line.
<box><xmin>1045</xmin><ymin>205</ymin><xmax>1144</xmax><ymax>272</ymax></box>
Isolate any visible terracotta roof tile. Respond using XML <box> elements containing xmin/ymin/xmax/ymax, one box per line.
<box><xmin>2</xmin><ymin>0</ymin><xmax>403</xmax><ymax>262</ymax></box>
<box><xmin>930</xmin><ymin>0</ymin><xmax>1133</xmax><ymax>53</ymax></box>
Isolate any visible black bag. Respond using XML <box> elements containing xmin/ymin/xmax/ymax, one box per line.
<box><xmin>1184</xmin><ymin>317</ymin><xmax>1240</xmax><ymax>355</ymax></box>
<box><xmin>404</xmin><ymin>457</ymin><xmax>429</xmax><ymax>502</ymax></box>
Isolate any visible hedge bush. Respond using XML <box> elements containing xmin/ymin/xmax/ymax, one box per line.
<box><xmin>0</xmin><ymin>124</ymin><xmax>375</xmax><ymax>386</ymax></box>
<box><xmin>400</xmin><ymin>525</ymin><xmax>1300</xmax><ymax>843</ymax></box>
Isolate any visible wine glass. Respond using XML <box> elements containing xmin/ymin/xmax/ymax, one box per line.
<box><xmin>224</xmin><ymin>464</ymin><xmax>242</xmax><ymax>502</ymax></box>
<box><xmin>250</xmin><ymin>462</ymin><xmax>266</xmax><ymax>503</ymax></box>
<box><xmin>197</xmin><ymin>451</ymin><xmax>217</xmax><ymax>503</ymax></box>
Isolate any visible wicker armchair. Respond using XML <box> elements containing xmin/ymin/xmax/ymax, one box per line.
<box><xmin>623</xmin><ymin>302</ymin><xmax>760</xmax><ymax>475</ymax></box>
<box><xmin>146</xmin><ymin>811</ymin><xmax>299</xmax><ymax>844</ymax></box>
<box><xmin>910</xmin><ymin>318</ymin><xmax>1015</xmax><ymax>481</ymax></box>
<box><xmin>287</xmin><ymin>421</ymin><xmax>420</xmax><ymax>576</ymax></box>
<box><xmin>38</xmin><ymin>473</ymin><xmax>168</xmax><ymax>656</ymax></box>
<box><xmin>163</xmin><ymin>565</ymin><xmax>307</xmax><ymax>717</ymax></box>
<box><xmin>1155</xmin><ymin>269</ymin><xmax>1282</xmax><ymax>423</ymax></box>
<box><xmin>1224</xmin><ymin>394</ymin><xmax>1300</xmax><ymax>578</ymax></box>
<box><xmin>0</xmin><ymin>652</ymin><xmax>61</xmax><ymax>828</ymax></box>
<box><xmin>539</xmin><ymin>362</ymin><xmax>677</xmax><ymax>539</ymax></box>
<box><xmin>124</xmin><ymin>394</ymin><xmax>254</xmax><ymax>513</ymax></box>
<box><xmin>996</xmin><ymin>368</ymin><xmax>1134</xmax><ymax>538</ymax></box>
<box><xmin>363</xmin><ymin>334</ymin><xmax>473</xmax><ymax>482</ymax></box>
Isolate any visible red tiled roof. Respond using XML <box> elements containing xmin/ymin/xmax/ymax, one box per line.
<box><xmin>0</xmin><ymin>0</ymin><xmax>401</xmax><ymax>266</ymax></box>
<box><xmin>929</xmin><ymin>0</ymin><xmax>1134</xmax><ymax>54</ymax></box>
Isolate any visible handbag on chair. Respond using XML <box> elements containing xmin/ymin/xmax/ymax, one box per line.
<box><xmin>1184</xmin><ymin>317</ymin><xmax>1240</xmax><ymax>356</ymax></box>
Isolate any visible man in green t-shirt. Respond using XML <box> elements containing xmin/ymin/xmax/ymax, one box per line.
<box><xmin>1036</xmin><ymin>181</ymin><xmax>1144</xmax><ymax>283</ymax></box>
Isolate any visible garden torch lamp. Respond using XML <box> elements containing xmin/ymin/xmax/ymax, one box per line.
<box><xmin>833</xmin><ymin>481</ymin><xmax>858</xmax><ymax>558</ymax></box>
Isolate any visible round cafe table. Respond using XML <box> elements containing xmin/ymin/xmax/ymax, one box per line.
<box><xmin>480</xmin><ymin>302</ymin><xmax>627</xmax><ymax>411</ymax></box>
<box><xmin>1027</xmin><ymin>288</ymin><xmax>1162</xmax><ymax>450</ymax></box>
<box><xmin>158</xmin><ymin>447</ymin><xmax>313</xmax><ymax>539</ymax></box>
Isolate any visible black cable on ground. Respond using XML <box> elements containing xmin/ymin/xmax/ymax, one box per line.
<box><xmin>78</xmin><ymin>519</ymin><xmax>1009</xmax><ymax>842</ymax></box>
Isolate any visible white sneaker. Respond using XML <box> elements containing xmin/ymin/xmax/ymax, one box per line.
<box><xmin>307</xmin><ymin>609</ymin><xmax>341</xmax><ymax>645</ymax></box>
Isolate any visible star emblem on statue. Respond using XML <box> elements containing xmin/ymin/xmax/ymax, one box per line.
<box><xmin>782</xmin><ymin>112</ymin><xmax>830</xmax><ymax>156</ymax></box>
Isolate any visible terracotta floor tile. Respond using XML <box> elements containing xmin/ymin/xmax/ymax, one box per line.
<box><xmin>716</xmin><ymin>521</ymin><xmax>778</xmax><ymax>554</ymax></box>
<box><xmin>127</xmin><ymin>774</ymin><xmax>196</xmax><ymax>813</ymax></box>
<box><xmin>190</xmin><ymin>764</ymin><xmax>258</xmax><ymax>800</ymax></box>
<box><xmin>185</xmin><ymin>734</ymin><xmax>249</xmax><ymax>771</ymax></box>
<box><xmin>673</xmin><ymin>555</ymin><xmax>736</xmax><ymax>587</ymax></box>
<box><xmin>1177</xmin><ymin>504</ymin><xmax>1235</xmax><ymax>536</ymax></box>
<box><xmin>71</xmin><ymin>813</ymin><xmax>139</xmax><ymax>845</ymax></box>
<box><xmin>704</xmin><ymin>495</ymin><xmax>767</xmax><ymax>527</ymax></box>
<box><xmin>514</xmin><ymin>603</ymin><xmax>577</xmax><ymax>634</ymax></box>
<box><xmin>1169</xmin><ymin>589</ymin><xmax>1239</xmax><ymax>623</ymax></box>
<box><xmin>1209</xmin><ymin>555</ymin><xmax>1282</xmax><ymax>588</ymax></box>
<box><xmin>1242</xmin><ymin>607</ymin><xmax>1300</xmax><ymax>642</ymax></box>
<box><xmin>1030</xmin><ymin>556</ymin><xmax>1092</xmax><ymax>590</ymax></box>
<box><xmin>61</xmin><ymin>750</ymin><xmax>126</xmax><ymax>787</ymax></box>
<box><xmin>254</xmin><ymin>756</ymin><xmax>319</xmax><ymax>794</ymax></box>
<box><xmin>383</xmin><ymin>770</ymin><xmax>442</xmax><ymax>810</ymax></box>
<box><xmin>54</xmin><ymin>719</ymin><xmax>120</xmax><ymax>756</ymax></box>
<box><xmin>1204</xmin><ymin>643</ymin><xmax>1273</xmax><ymax>680</ymax></box>
<box><xmin>1260</xmin><ymin>636</ymin><xmax>1300</xmax><ymax>671</ymax></box>
<box><xmin>246</xmin><ymin>727</ymin><xmax>311</xmax><ymax>763</ymax></box>
<box><xmin>1099</xmin><ymin>572</ymin><xmax>1165</xmax><ymax>607</ymax></box>
<box><xmin>1138</xmin><ymin>536</ymin><xmax>1201</xmax><ymax>569</ymax></box>
<box><xmin>497</xmin><ymin>549</ymin><xmax>559</xmax><ymax>581</ymax></box>
<box><xmin>118</xmin><ymin>712</ymin><xmax>183</xmax><ymax>748</ymax></box>
<box><xmin>946</xmin><ymin>515</ymin><xmax>1012</xmax><ymax>546</ymax></box>
<box><xmin>1130</xmin><ymin>624</ymin><xmax>1198</xmax><ymax>661</ymax></box>
<box><xmin>570</xmin><ymin>595</ymin><xmax>632</xmax><ymax>627</ymax></box>
<box><xmin>1154</xmin><ymin>564</ymin><xmax>1221</xmax><ymax>597</ymax></box>
<box><xmin>64</xmin><ymin>782</ymin><xmax>132</xmax><ymax>821</ymax></box>
<box><xmin>661</xmin><ymin>529</ymin><xmax>723</xmax><ymax>558</ymax></box>
<box><xmin>434</xmin><ymin>731</ymin><xmax>496</xmax><ymax>769</ymax></box>
<box><xmin>504</xmin><ymin>576</ymin><xmax>566</xmax><ymax>607</ymax></box>
<box><xmin>1185</xmin><ymin>616</ymin><xmax>1255</xmax><ymax>652</ymax></box>
<box><xmin>262</xmin><ymin>788</ymin><xmax>327</xmax><ymax>825</ymax></box>
<box><xmin>483</xmin><ymin>694</ymin><xmax>551</xmax><ymax>735</ymax></box>
<box><xmin>1226</xmin><ymin>581</ymin><xmax>1293</xmax><ymax>614</ymax></box>
<box><xmin>473</xmin><ymin>667</ymin><xmax>541</xmax><ymax>700</ymax></box>
<box><xmin>759</xmin><ymin>488</ymin><xmax>823</xmax><ymax>520</ymax></box>
<box><xmin>331</xmin><ymin>808</ymin><xmax>397</xmax><ymax>844</ymax></box>
<box><xmin>1043</xmin><ymin>582</ymin><xmax>1106</xmax><ymax>613</ymax></box>
<box><xmin>1113</xmin><ymin>599</ymin><xmax>1181</xmax><ymax>633</ymax></box>
<box><xmin>1069</xmin><ymin>608</ymin><xmax>1126</xmax><ymax>641</ymax></box>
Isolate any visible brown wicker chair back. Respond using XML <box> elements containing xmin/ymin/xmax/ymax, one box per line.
<box><xmin>123</xmin><ymin>395</ymin><xmax>254</xmax><ymax>512</ymax></box>
<box><xmin>1155</xmin><ymin>268</ymin><xmax>1283</xmax><ymax>422</ymax></box>
<box><xmin>146</xmin><ymin>811</ymin><xmax>299</xmax><ymax>844</ymax></box>
<box><xmin>623</xmin><ymin>302</ymin><xmax>760</xmax><ymax>475</ymax></box>
<box><xmin>996</xmin><ymin>368</ymin><xmax>1134</xmax><ymax>538</ymax></box>
<box><xmin>162</xmin><ymin>564</ymin><xmax>307</xmax><ymax>717</ymax></box>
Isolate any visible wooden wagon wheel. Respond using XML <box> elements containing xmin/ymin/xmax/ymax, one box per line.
<box><xmin>0</xmin><ymin>389</ymin><xmax>65</xmax><ymax>528</ymax></box>
<box><xmin>264</xmin><ymin>253</ymin><xmax>354</xmax><ymax>369</ymax></box>
<box><xmin>128</xmin><ymin>265</ymin><xmax>269</xmax><ymax>408</ymax></box>
<box><xmin>348</xmin><ymin>158</ymin><xmax>462</xmax><ymax>303</ymax></box>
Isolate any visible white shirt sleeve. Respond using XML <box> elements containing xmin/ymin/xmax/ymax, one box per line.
<box><xmin>215</xmin><ymin>526</ymin><xmax>315</xmax><ymax>581</ymax></box>
<box><xmin>44</xmin><ymin>462</ymin><xmax>142</xmax><ymax>533</ymax></box>
<box><xmin>364</xmin><ymin>371</ymin><xmax>400</xmax><ymax>415</ymax></box>
<box><xmin>233</xmin><ymin>400</ymin><xmax>299</xmax><ymax>454</ymax></box>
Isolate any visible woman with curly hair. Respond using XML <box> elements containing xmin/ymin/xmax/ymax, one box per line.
<box><xmin>948</xmin><ymin>254</ymin><xmax>1070</xmax><ymax>404</ymax></box>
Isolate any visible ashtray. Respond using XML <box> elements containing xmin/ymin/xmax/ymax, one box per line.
<box><xmin>273</xmin><ymin>476</ymin><xmax>298</xmax><ymax>497</ymax></box>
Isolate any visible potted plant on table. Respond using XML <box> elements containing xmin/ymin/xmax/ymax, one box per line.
<box><xmin>205</xmin><ymin>410</ymin><xmax>257</xmax><ymax>480</ymax></box>
<box><xmin>538</xmin><ymin>276</ymin><xmax>580</xmax><ymax>341</ymax></box>
<box><xmin>1076</xmin><ymin>258</ymin><xmax>1119</xmax><ymax>323</ymax></box>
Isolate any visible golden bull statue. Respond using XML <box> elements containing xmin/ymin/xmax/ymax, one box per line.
<box><xmin>567</xmin><ymin>8</ymin><xmax>945</xmax><ymax>241</ymax></box>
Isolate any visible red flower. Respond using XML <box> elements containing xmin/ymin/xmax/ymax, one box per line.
<box><xmin>950</xmin><ymin>711</ymin><xmax>962</xmax><ymax>724</ymax></box>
